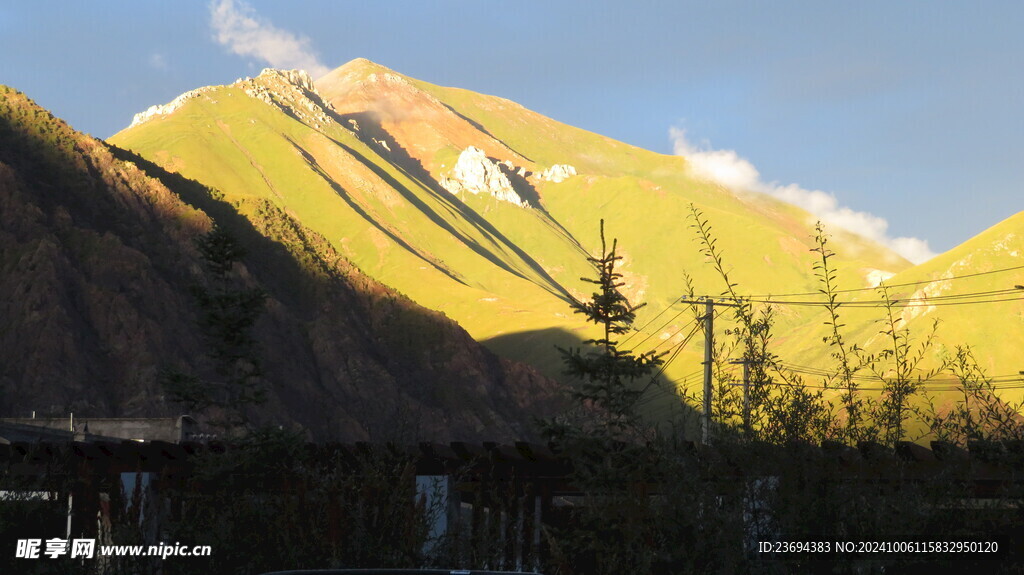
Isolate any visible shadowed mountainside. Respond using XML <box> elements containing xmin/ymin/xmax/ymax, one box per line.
<box><xmin>0</xmin><ymin>85</ymin><xmax>563</xmax><ymax>441</ymax></box>
<box><xmin>110</xmin><ymin>60</ymin><xmax>913</xmax><ymax>397</ymax></box>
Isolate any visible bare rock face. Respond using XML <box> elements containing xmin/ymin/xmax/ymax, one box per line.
<box><xmin>238</xmin><ymin>69</ymin><xmax>335</xmax><ymax>129</ymax></box>
<box><xmin>129</xmin><ymin>87</ymin><xmax>214</xmax><ymax>128</ymax></box>
<box><xmin>129</xmin><ymin>69</ymin><xmax>334</xmax><ymax>131</ymax></box>
<box><xmin>440</xmin><ymin>146</ymin><xmax>529</xmax><ymax>207</ymax></box>
<box><xmin>539</xmin><ymin>163</ymin><xmax>577</xmax><ymax>183</ymax></box>
<box><xmin>274</xmin><ymin>69</ymin><xmax>317</xmax><ymax>92</ymax></box>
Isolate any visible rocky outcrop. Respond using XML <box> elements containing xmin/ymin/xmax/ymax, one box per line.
<box><xmin>129</xmin><ymin>87</ymin><xmax>214</xmax><ymax>128</ymax></box>
<box><xmin>440</xmin><ymin>146</ymin><xmax>529</xmax><ymax>207</ymax></box>
<box><xmin>237</xmin><ymin>69</ymin><xmax>336</xmax><ymax>130</ymax></box>
<box><xmin>439</xmin><ymin>147</ymin><xmax>580</xmax><ymax>207</ymax></box>
<box><xmin>865</xmin><ymin>268</ymin><xmax>896</xmax><ymax>287</ymax></box>
<box><xmin>538</xmin><ymin>164</ymin><xmax>577</xmax><ymax>183</ymax></box>
<box><xmin>274</xmin><ymin>69</ymin><xmax>317</xmax><ymax>92</ymax></box>
<box><xmin>130</xmin><ymin>69</ymin><xmax>338</xmax><ymax>132</ymax></box>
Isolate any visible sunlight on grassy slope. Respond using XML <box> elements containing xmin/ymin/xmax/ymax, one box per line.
<box><xmin>117</xmin><ymin>61</ymin><xmax>1023</xmax><ymax>420</ymax></box>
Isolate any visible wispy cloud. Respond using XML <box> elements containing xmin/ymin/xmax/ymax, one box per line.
<box><xmin>209</xmin><ymin>0</ymin><xmax>330</xmax><ymax>78</ymax></box>
<box><xmin>670</xmin><ymin>128</ymin><xmax>935</xmax><ymax>264</ymax></box>
<box><xmin>148</xmin><ymin>53</ymin><xmax>168</xmax><ymax>70</ymax></box>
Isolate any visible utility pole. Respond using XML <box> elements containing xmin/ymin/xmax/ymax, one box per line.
<box><xmin>702</xmin><ymin>299</ymin><xmax>714</xmax><ymax>445</ymax></box>
<box><xmin>676</xmin><ymin>297</ymin><xmax>742</xmax><ymax>445</ymax></box>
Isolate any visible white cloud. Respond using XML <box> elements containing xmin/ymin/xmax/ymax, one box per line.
<box><xmin>670</xmin><ymin>128</ymin><xmax>936</xmax><ymax>264</ymax></box>
<box><xmin>209</xmin><ymin>0</ymin><xmax>330</xmax><ymax>79</ymax></box>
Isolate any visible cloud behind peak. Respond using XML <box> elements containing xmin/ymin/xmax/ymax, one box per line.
<box><xmin>210</xmin><ymin>0</ymin><xmax>330</xmax><ymax>79</ymax></box>
<box><xmin>671</xmin><ymin>128</ymin><xmax>935</xmax><ymax>264</ymax></box>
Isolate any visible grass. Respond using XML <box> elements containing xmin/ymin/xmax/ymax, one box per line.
<box><xmin>109</xmin><ymin>61</ymin><xmax>1024</xmax><ymax>417</ymax></box>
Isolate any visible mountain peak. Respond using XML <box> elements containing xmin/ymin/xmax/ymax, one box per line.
<box><xmin>316</xmin><ymin>58</ymin><xmax>413</xmax><ymax>96</ymax></box>
<box><xmin>333</xmin><ymin>57</ymin><xmax>397</xmax><ymax>77</ymax></box>
<box><xmin>314</xmin><ymin>58</ymin><xmax>530</xmax><ymax>175</ymax></box>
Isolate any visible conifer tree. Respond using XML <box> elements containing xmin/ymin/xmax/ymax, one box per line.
<box><xmin>556</xmin><ymin>220</ymin><xmax>663</xmax><ymax>434</ymax></box>
<box><xmin>162</xmin><ymin>225</ymin><xmax>267</xmax><ymax>427</ymax></box>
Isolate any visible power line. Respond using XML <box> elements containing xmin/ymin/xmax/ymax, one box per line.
<box><xmin>738</xmin><ymin>264</ymin><xmax>1024</xmax><ymax>299</ymax></box>
<box><xmin>626</xmin><ymin>268</ymin><xmax>1023</xmax><ymax>355</ymax></box>
<box><xmin>637</xmin><ymin>369</ymin><xmax>703</xmax><ymax>408</ymax></box>
<box><xmin>625</xmin><ymin>305</ymin><xmax>699</xmax><ymax>351</ymax></box>
<box><xmin>634</xmin><ymin>314</ymin><xmax>706</xmax><ymax>397</ymax></box>
<box><xmin>741</xmin><ymin>293</ymin><xmax>1023</xmax><ymax>308</ymax></box>
<box><xmin>630</xmin><ymin>266</ymin><xmax>1024</xmax><ymax>339</ymax></box>
<box><xmin>775</xmin><ymin>360</ymin><xmax>1024</xmax><ymax>383</ymax></box>
<box><xmin>771</xmin><ymin>362</ymin><xmax>1024</xmax><ymax>392</ymax></box>
<box><xmin>640</xmin><ymin>303</ymin><xmax>735</xmax><ymax>444</ymax></box>
<box><xmin>639</xmin><ymin>323</ymin><xmax>703</xmax><ymax>394</ymax></box>
<box><xmin>643</xmin><ymin>362</ymin><xmax>1024</xmax><ymax>398</ymax></box>
<box><xmin>736</xmin><ymin>286</ymin><xmax>1023</xmax><ymax>307</ymax></box>
<box><xmin>905</xmin><ymin>288</ymin><xmax>1024</xmax><ymax>300</ymax></box>
<box><xmin>650</xmin><ymin>309</ymin><xmax>726</xmax><ymax>353</ymax></box>
<box><xmin>620</xmin><ymin>297</ymin><xmax>684</xmax><ymax>347</ymax></box>
<box><xmin>623</xmin><ymin>294</ymin><xmax>748</xmax><ymax>349</ymax></box>
<box><xmin>766</xmin><ymin>380</ymin><xmax>1024</xmax><ymax>392</ymax></box>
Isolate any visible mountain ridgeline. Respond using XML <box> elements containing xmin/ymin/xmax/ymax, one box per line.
<box><xmin>110</xmin><ymin>58</ymin><xmax>1024</xmax><ymax>409</ymax></box>
<box><xmin>0</xmin><ymin>85</ymin><xmax>561</xmax><ymax>441</ymax></box>
<box><xmin>109</xmin><ymin>60</ymin><xmax>923</xmax><ymax>395</ymax></box>
<box><xmin>4</xmin><ymin>55</ymin><xmax>1023</xmax><ymax>439</ymax></box>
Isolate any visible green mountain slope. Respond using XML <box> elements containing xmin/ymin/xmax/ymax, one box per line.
<box><xmin>776</xmin><ymin>211</ymin><xmax>1024</xmax><ymax>405</ymax></box>
<box><xmin>110</xmin><ymin>60</ymin><xmax>912</xmax><ymax>397</ymax></box>
<box><xmin>0</xmin><ymin>85</ymin><xmax>561</xmax><ymax>440</ymax></box>
<box><xmin>881</xmin><ymin>211</ymin><xmax>1024</xmax><ymax>367</ymax></box>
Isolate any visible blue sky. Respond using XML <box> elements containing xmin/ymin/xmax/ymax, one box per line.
<box><xmin>3</xmin><ymin>1</ymin><xmax>1023</xmax><ymax>259</ymax></box>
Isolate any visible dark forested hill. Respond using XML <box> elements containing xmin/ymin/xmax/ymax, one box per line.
<box><xmin>0</xmin><ymin>85</ymin><xmax>561</xmax><ymax>441</ymax></box>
